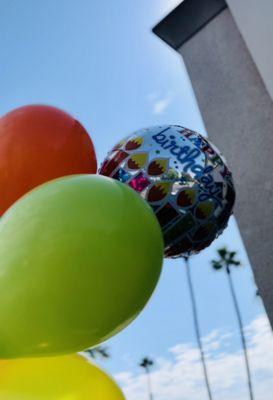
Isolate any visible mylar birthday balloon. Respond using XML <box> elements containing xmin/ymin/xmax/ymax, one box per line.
<box><xmin>0</xmin><ymin>105</ymin><xmax>97</xmax><ymax>215</ymax></box>
<box><xmin>100</xmin><ymin>125</ymin><xmax>235</xmax><ymax>257</ymax></box>
<box><xmin>0</xmin><ymin>175</ymin><xmax>163</xmax><ymax>358</ymax></box>
<box><xmin>0</xmin><ymin>354</ymin><xmax>125</xmax><ymax>399</ymax></box>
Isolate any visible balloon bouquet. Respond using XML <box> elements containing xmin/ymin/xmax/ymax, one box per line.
<box><xmin>99</xmin><ymin>125</ymin><xmax>235</xmax><ymax>398</ymax></box>
<box><xmin>0</xmin><ymin>105</ymin><xmax>235</xmax><ymax>399</ymax></box>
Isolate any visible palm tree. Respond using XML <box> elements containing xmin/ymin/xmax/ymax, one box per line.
<box><xmin>184</xmin><ymin>257</ymin><xmax>213</xmax><ymax>400</ymax></box>
<box><xmin>139</xmin><ymin>357</ymin><xmax>154</xmax><ymax>400</ymax></box>
<box><xmin>211</xmin><ymin>247</ymin><xmax>254</xmax><ymax>400</ymax></box>
<box><xmin>84</xmin><ymin>346</ymin><xmax>110</xmax><ymax>360</ymax></box>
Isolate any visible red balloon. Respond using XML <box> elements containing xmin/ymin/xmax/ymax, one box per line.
<box><xmin>0</xmin><ymin>105</ymin><xmax>97</xmax><ymax>215</ymax></box>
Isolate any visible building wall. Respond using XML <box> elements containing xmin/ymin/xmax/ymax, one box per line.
<box><xmin>178</xmin><ymin>8</ymin><xmax>273</xmax><ymax>325</ymax></box>
<box><xmin>227</xmin><ymin>0</ymin><xmax>273</xmax><ymax>101</ymax></box>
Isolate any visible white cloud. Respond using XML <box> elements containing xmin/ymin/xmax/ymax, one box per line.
<box><xmin>148</xmin><ymin>92</ymin><xmax>173</xmax><ymax>115</ymax></box>
<box><xmin>153</xmin><ymin>98</ymin><xmax>172</xmax><ymax>115</ymax></box>
<box><xmin>115</xmin><ymin>315</ymin><xmax>273</xmax><ymax>400</ymax></box>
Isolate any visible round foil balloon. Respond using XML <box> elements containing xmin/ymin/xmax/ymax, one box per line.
<box><xmin>0</xmin><ymin>355</ymin><xmax>125</xmax><ymax>399</ymax></box>
<box><xmin>0</xmin><ymin>175</ymin><xmax>163</xmax><ymax>358</ymax></box>
<box><xmin>0</xmin><ymin>105</ymin><xmax>97</xmax><ymax>215</ymax></box>
<box><xmin>100</xmin><ymin>125</ymin><xmax>235</xmax><ymax>257</ymax></box>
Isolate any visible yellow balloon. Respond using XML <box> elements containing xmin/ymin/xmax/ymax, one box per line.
<box><xmin>0</xmin><ymin>354</ymin><xmax>125</xmax><ymax>399</ymax></box>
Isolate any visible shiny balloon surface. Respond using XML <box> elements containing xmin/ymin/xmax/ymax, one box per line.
<box><xmin>100</xmin><ymin>125</ymin><xmax>235</xmax><ymax>257</ymax></box>
<box><xmin>0</xmin><ymin>175</ymin><xmax>163</xmax><ymax>357</ymax></box>
<box><xmin>0</xmin><ymin>105</ymin><xmax>97</xmax><ymax>215</ymax></box>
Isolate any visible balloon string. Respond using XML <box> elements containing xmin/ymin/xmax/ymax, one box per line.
<box><xmin>184</xmin><ymin>257</ymin><xmax>213</xmax><ymax>400</ymax></box>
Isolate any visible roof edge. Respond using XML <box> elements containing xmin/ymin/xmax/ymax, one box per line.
<box><xmin>153</xmin><ymin>0</ymin><xmax>227</xmax><ymax>50</ymax></box>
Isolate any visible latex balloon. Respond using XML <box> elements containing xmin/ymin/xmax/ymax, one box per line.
<box><xmin>0</xmin><ymin>175</ymin><xmax>163</xmax><ymax>358</ymax></box>
<box><xmin>0</xmin><ymin>105</ymin><xmax>97</xmax><ymax>215</ymax></box>
<box><xmin>0</xmin><ymin>354</ymin><xmax>125</xmax><ymax>399</ymax></box>
<box><xmin>100</xmin><ymin>125</ymin><xmax>235</xmax><ymax>257</ymax></box>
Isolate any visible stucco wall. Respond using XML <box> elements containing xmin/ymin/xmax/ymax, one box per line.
<box><xmin>178</xmin><ymin>8</ymin><xmax>273</xmax><ymax>325</ymax></box>
<box><xmin>227</xmin><ymin>0</ymin><xmax>273</xmax><ymax>101</ymax></box>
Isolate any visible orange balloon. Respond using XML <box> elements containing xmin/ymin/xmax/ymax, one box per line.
<box><xmin>0</xmin><ymin>105</ymin><xmax>97</xmax><ymax>215</ymax></box>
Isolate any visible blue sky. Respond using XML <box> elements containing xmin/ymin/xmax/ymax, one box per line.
<box><xmin>1</xmin><ymin>1</ymin><xmax>270</xmax><ymax>398</ymax></box>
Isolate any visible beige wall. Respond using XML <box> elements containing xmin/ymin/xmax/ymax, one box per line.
<box><xmin>227</xmin><ymin>0</ymin><xmax>273</xmax><ymax>101</ymax></box>
<box><xmin>178</xmin><ymin>8</ymin><xmax>273</xmax><ymax>326</ymax></box>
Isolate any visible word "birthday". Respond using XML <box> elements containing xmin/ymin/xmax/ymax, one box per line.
<box><xmin>152</xmin><ymin>129</ymin><xmax>223</xmax><ymax>204</ymax></box>
<box><xmin>152</xmin><ymin>130</ymin><xmax>206</xmax><ymax>177</ymax></box>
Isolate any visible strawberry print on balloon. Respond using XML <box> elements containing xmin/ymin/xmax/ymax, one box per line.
<box><xmin>195</xmin><ymin>201</ymin><xmax>215</xmax><ymax>220</ymax></box>
<box><xmin>148</xmin><ymin>158</ymin><xmax>168</xmax><ymax>176</ymax></box>
<box><xmin>177</xmin><ymin>188</ymin><xmax>198</xmax><ymax>208</ymax></box>
<box><xmin>127</xmin><ymin>153</ymin><xmax>147</xmax><ymax>170</ymax></box>
<box><xmin>125</xmin><ymin>137</ymin><xmax>143</xmax><ymax>151</ymax></box>
<box><xmin>99</xmin><ymin>125</ymin><xmax>235</xmax><ymax>258</ymax></box>
<box><xmin>148</xmin><ymin>182</ymin><xmax>170</xmax><ymax>203</ymax></box>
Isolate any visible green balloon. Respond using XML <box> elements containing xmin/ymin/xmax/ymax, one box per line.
<box><xmin>0</xmin><ymin>175</ymin><xmax>163</xmax><ymax>358</ymax></box>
